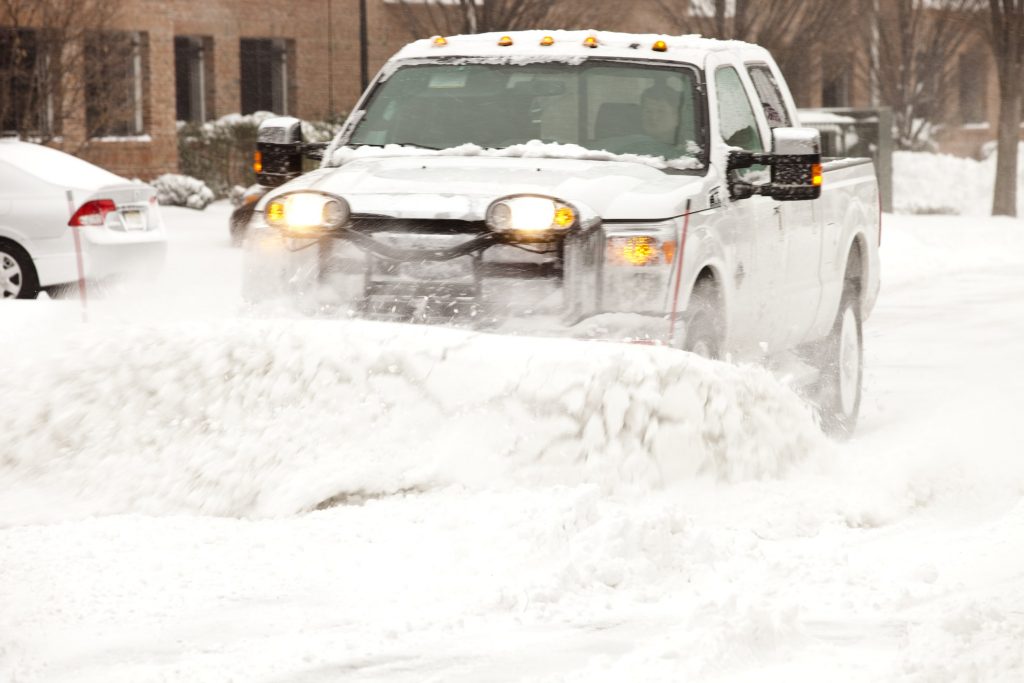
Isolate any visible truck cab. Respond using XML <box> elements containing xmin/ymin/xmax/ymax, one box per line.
<box><xmin>243</xmin><ymin>30</ymin><xmax>880</xmax><ymax>435</ymax></box>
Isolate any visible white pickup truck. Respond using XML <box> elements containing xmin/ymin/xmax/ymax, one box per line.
<box><xmin>243</xmin><ymin>30</ymin><xmax>881</xmax><ymax>434</ymax></box>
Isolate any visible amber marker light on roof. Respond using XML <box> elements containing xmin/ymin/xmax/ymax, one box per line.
<box><xmin>652</xmin><ymin>40</ymin><xmax>668</xmax><ymax>52</ymax></box>
<box><xmin>583</xmin><ymin>35</ymin><xmax>598</xmax><ymax>48</ymax></box>
<box><xmin>252</xmin><ymin>150</ymin><xmax>263</xmax><ymax>174</ymax></box>
<box><xmin>540</xmin><ymin>36</ymin><xmax>554</xmax><ymax>46</ymax></box>
<box><xmin>498</xmin><ymin>35</ymin><xmax>513</xmax><ymax>46</ymax></box>
<box><xmin>432</xmin><ymin>35</ymin><xmax>448</xmax><ymax>47</ymax></box>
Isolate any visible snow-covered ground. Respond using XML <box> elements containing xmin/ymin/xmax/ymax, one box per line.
<box><xmin>1</xmin><ymin>195</ymin><xmax>1023</xmax><ymax>681</ymax></box>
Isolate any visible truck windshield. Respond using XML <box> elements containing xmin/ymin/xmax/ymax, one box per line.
<box><xmin>347</xmin><ymin>60</ymin><xmax>704</xmax><ymax>166</ymax></box>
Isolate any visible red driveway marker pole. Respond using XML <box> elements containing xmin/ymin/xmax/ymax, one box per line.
<box><xmin>66</xmin><ymin>190</ymin><xmax>88</xmax><ymax>322</ymax></box>
<box><xmin>667</xmin><ymin>199</ymin><xmax>692</xmax><ymax>346</ymax></box>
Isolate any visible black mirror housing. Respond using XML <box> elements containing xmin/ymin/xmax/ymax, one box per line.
<box><xmin>256</xmin><ymin>116</ymin><xmax>304</xmax><ymax>188</ymax></box>
<box><xmin>727</xmin><ymin>127</ymin><xmax>823</xmax><ymax>202</ymax></box>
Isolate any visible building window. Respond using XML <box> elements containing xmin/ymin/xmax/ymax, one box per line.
<box><xmin>688</xmin><ymin>0</ymin><xmax>735</xmax><ymax>16</ymax></box>
<box><xmin>240</xmin><ymin>38</ymin><xmax>293</xmax><ymax>115</ymax></box>
<box><xmin>959</xmin><ymin>52</ymin><xmax>987</xmax><ymax>125</ymax></box>
<box><xmin>174</xmin><ymin>36</ymin><xmax>212</xmax><ymax>123</ymax></box>
<box><xmin>85</xmin><ymin>31</ymin><xmax>147</xmax><ymax>137</ymax></box>
<box><xmin>0</xmin><ymin>28</ymin><xmax>49</xmax><ymax>134</ymax></box>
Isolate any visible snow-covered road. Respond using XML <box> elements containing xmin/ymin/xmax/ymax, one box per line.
<box><xmin>1</xmin><ymin>202</ymin><xmax>1022</xmax><ymax>682</ymax></box>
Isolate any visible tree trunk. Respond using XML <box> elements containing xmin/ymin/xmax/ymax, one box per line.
<box><xmin>992</xmin><ymin>63</ymin><xmax>1021</xmax><ymax>217</ymax></box>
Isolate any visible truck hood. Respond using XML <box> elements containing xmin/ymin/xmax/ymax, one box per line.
<box><xmin>280</xmin><ymin>156</ymin><xmax>708</xmax><ymax>221</ymax></box>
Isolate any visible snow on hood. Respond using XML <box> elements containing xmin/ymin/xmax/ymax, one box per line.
<box><xmin>0</xmin><ymin>316</ymin><xmax>825</xmax><ymax>524</ymax></box>
<box><xmin>301</xmin><ymin>142</ymin><xmax>705</xmax><ymax>220</ymax></box>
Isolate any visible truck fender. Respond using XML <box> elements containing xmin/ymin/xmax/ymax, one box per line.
<box><xmin>676</xmin><ymin>227</ymin><xmax>731</xmax><ymax>343</ymax></box>
<box><xmin>820</xmin><ymin>203</ymin><xmax>871</xmax><ymax>333</ymax></box>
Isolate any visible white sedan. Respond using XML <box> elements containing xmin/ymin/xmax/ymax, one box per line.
<box><xmin>0</xmin><ymin>136</ymin><xmax>167</xmax><ymax>299</ymax></box>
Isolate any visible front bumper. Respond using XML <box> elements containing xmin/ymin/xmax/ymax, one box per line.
<box><xmin>243</xmin><ymin>214</ymin><xmax>681</xmax><ymax>327</ymax></box>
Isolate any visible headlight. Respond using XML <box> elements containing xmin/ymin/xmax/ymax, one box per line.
<box><xmin>486</xmin><ymin>195</ymin><xmax>578</xmax><ymax>237</ymax></box>
<box><xmin>264</xmin><ymin>191</ymin><xmax>350</xmax><ymax>235</ymax></box>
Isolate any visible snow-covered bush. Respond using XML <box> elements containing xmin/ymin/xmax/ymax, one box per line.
<box><xmin>177</xmin><ymin>112</ymin><xmax>344</xmax><ymax>198</ymax></box>
<box><xmin>152</xmin><ymin>173</ymin><xmax>215</xmax><ymax>210</ymax></box>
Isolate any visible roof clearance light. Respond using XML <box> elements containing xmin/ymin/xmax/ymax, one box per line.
<box><xmin>652</xmin><ymin>40</ymin><xmax>668</xmax><ymax>52</ymax></box>
<box><xmin>432</xmin><ymin>36</ymin><xmax>448</xmax><ymax>47</ymax></box>
<box><xmin>540</xmin><ymin>36</ymin><xmax>555</xmax><ymax>46</ymax></box>
<box><xmin>583</xmin><ymin>35</ymin><xmax>598</xmax><ymax>48</ymax></box>
<box><xmin>498</xmin><ymin>35</ymin><xmax>513</xmax><ymax>46</ymax></box>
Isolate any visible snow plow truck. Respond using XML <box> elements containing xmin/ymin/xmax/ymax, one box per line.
<box><xmin>242</xmin><ymin>30</ymin><xmax>881</xmax><ymax>435</ymax></box>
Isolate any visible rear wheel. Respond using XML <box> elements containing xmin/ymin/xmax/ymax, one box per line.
<box><xmin>815</xmin><ymin>291</ymin><xmax>862</xmax><ymax>437</ymax></box>
<box><xmin>0</xmin><ymin>239</ymin><xmax>39</xmax><ymax>300</ymax></box>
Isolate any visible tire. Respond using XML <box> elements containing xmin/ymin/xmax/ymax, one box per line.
<box><xmin>683</xmin><ymin>278</ymin><xmax>722</xmax><ymax>359</ymax></box>
<box><xmin>814</xmin><ymin>290</ymin><xmax>863</xmax><ymax>438</ymax></box>
<box><xmin>0</xmin><ymin>239</ymin><xmax>40</xmax><ymax>300</ymax></box>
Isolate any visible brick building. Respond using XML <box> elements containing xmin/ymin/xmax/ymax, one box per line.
<box><xmin>1</xmin><ymin>0</ymin><xmax>419</xmax><ymax>178</ymax></box>
<box><xmin>1</xmin><ymin>0</ymin><xmax>1017</xmax><ymax>179</ymax></box>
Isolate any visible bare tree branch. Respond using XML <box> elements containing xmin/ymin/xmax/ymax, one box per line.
<box><xmin>389</xmin><ymin>0</ymin><xmax>599</xmax><ymax>38</ymax></box>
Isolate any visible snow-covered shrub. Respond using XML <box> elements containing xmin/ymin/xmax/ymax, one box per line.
<box><xmin>152</xmin><ymin>173</ymin><xmax>215</xmax><ymax>210</ymax></box>
<box><xmin>177</xmin><ymin>112</ymin><xmax>344</xmax><ymax>198</ymax></box>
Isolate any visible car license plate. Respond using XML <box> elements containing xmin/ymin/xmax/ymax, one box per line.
<box><xmin>122</xmin><ymin>210</ymin><xmax>145</xmax><ymax>230</ymax></box>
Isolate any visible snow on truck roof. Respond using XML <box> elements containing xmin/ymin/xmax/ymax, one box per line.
<box><xmin>390</xmin><ymin>29</ymin><xmax>771</xmax><ymax>67</ymax></box>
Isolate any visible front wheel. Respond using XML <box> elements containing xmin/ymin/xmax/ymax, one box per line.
<box><xmin>0</xmin><ymin>239</ymin><xmax>39</xmax><ymax>300</ymax></box>
<box><xmin>814</xmin><ymin>293</ymin><xmax>863</xmax><ymax>437</ymax></box>
<box><xmin>683</xmin><ymin>279</ymin><xmax>722</xmax><ymax>359</ymax></box>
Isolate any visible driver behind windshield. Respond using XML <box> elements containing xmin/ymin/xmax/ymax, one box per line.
<box><xmin>596</xmin><ymin>84</ymin><xmax>688</xmax><ymax>159</ymax></box>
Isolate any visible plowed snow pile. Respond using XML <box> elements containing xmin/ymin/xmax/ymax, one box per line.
<box><xmin>0</xmin><ymin>314</ymin><xmax>824</xmax><ymax>524</ymax></box>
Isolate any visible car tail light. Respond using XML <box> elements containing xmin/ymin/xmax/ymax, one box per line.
<box><xmin>68</xmin><ymin>199</ymin><xmax>116</xmax><ymax>227</ymax></box>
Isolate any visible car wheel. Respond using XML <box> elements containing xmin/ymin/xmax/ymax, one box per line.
<box><xmin>683</xmin><ymin>278</ymin><xmax>721</xmax><ymax>359</ymax></box>
<box><xmin>814</xmin><ymin>290</ymin><xmax>862</xmax><ymax>438</ymax></box>
<box><xmin>0</xmin><ymin>239</ymin><xmax>40</xmax><ymax>300</ymax></box>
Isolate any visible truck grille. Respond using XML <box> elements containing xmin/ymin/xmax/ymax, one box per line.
<box><xmin>350</xmin><ymin>216</ymin><xmax>488</xmax><ymax>235</ymax></box>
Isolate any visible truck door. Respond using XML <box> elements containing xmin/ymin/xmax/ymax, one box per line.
<box><xmin>712</xmin><ymin>64</ymin><xmax>783</xmax><ymax>353</ymax></box>
<box><xmin>747</xmin><ymin>62</ymin><xmax>823</xmax><ymax>347</ymax></box>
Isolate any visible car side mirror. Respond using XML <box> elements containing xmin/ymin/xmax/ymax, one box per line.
<box><xmin>726</xmin><ymin>127</ymin><xmax>822</xmax><ymax>202</ymax></box>
<box><xmin>256</xmin><ymin>116</ymin><xmax>304</xmax><ymax>188</ymax></box>
<box><xmin>254</xmin><ymin>117</ymin><xmax>331</xmax><ymax>188</ymax></box>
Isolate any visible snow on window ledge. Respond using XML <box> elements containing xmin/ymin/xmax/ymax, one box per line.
<box><xmin>89</xmin><ymin>134</ymin><xmax>153</xmax><ymax>143</ymax></box>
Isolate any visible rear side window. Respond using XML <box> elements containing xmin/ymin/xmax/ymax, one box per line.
<box><xmin>714</xmin><ymin>66</ymin><xmax>764</xmax><ymax>152</ymax></box>
<box><xmin>747</xmin><ymin>64</ymin><xmax>792</xmax><ymax>129</ymax></box>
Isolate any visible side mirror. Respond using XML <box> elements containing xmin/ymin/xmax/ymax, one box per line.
<box><xmin>727</xmin><ymin>127</ymin><xmax>822</xmax><ymax>202</ymax></box>
<box><xmin>255</xmin><ymin>116</ymin><xmax>304</xmax><ymax>188</ymax></box>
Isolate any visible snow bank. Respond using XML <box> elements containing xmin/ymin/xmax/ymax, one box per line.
<box><xmin>0</xmin><ymin>317</ymin><xmax>824</xmax><ymax>524</ymax></box>
<box><xmin>894</xmin><ymin>142</ymin><xmax>1024</xmax><ymax>216</ymax></box>
<box><xmin>151</xmin><ymin>173</ymin><xmax>215</xmax><ymax>210</ymax></box>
